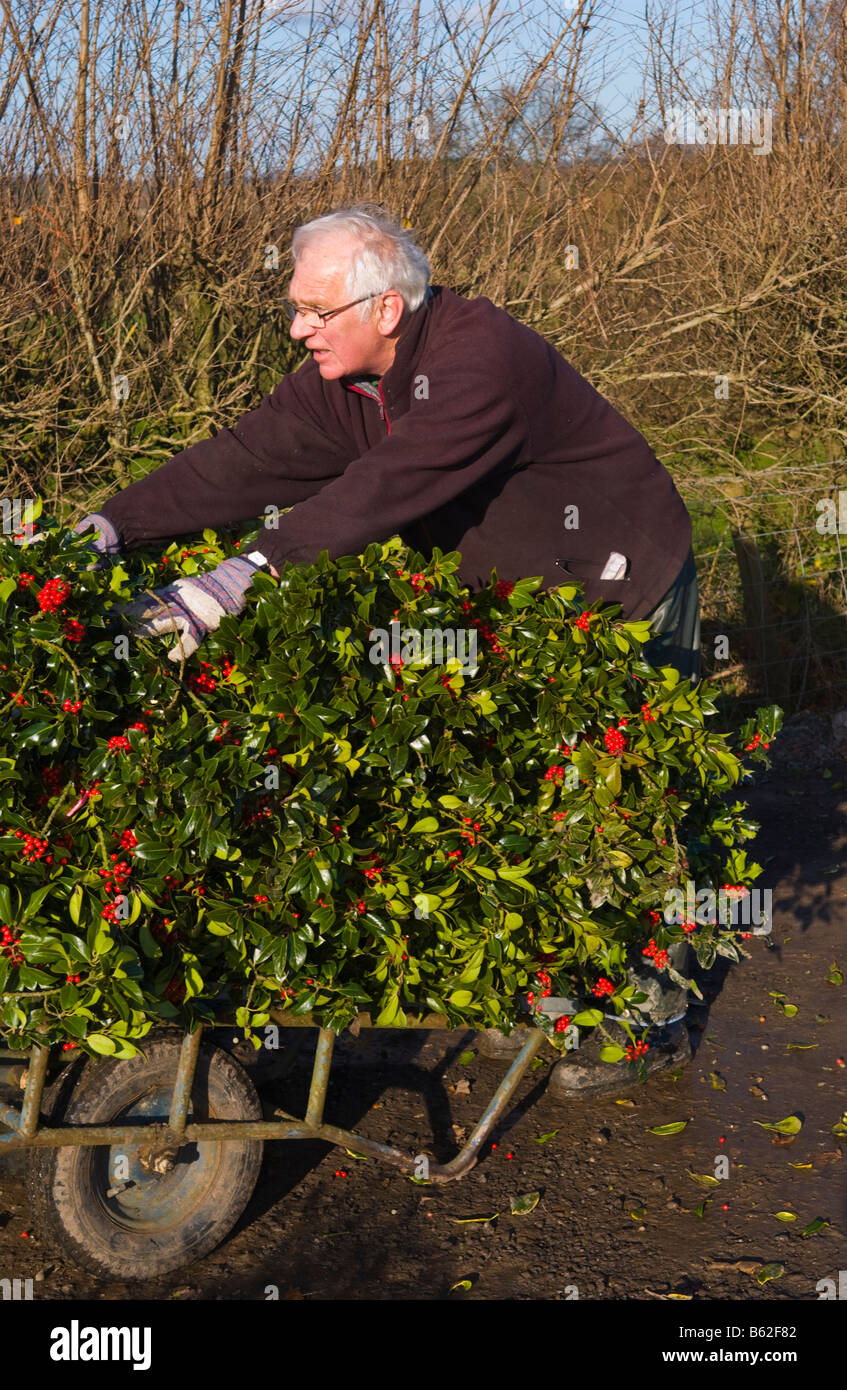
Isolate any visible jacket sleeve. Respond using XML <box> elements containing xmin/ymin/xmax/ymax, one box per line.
<box><xmin>97</xmin><ymin>368</ymin><xmax>354</xmax><ymax>550</ymax></box>
<box><xmin>252</xmin><ymin>366</ymin><xmax>529</xmax><ymax>573</ymax></box>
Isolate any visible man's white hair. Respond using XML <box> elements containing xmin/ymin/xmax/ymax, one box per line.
<box><xmin>290</xmin><ymin>204</ymin><xmax>432</xmax><ymax>321</ymax></box>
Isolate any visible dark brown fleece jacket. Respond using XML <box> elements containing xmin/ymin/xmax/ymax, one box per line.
<box><xmin>99</xmin><ymin>285</ymin><xmax>691</xmax><ymax>619</ymax></box>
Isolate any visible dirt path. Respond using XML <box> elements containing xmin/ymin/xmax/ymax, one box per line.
<box><xmin>2</xmin><ymin>760</ymin><xmax>845</xmax><ymax>1302</ymax></box>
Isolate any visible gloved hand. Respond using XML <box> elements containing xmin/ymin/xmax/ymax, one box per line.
<box><xmin>119</xmin><ymin>555</ymin><xmax>262</xmax><ymax>662</ymax></box>
<box><xmin>71</xmin><ymin>513</ymin><xmax>121</xmax><ymax>570</ymax></box>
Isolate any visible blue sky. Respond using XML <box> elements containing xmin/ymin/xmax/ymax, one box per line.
<box><xmin>266</xmin><ymin>0</ymin><xmax>718</xmax><ymax>146</ymax></box>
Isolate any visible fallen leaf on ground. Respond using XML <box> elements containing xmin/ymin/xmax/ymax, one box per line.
<box><xmin>710</xmin><ymin>1071</ymin><xmax>727</xmax><ymax>1091</ymax></box>
<box><xmin>706</xmin><ymin>1259</ymin><xmax>760</xmax><ymax>1275</ymax></box>
<box><xmin>801</xmin><ymin>1217</ymin><xmax>830</xmax><ymax>1237</ymax></box>
<box><xmin>614</xmin><ymin>1098</ymin><xmax>636</xmax><ymax>1106</ymax></box>
<box><xmin>753</xmin><ymin>1114</ymin><xmax>802</xmax><ymax>1135</ymax></box>
<box><xmin>454</xmin><ymin>1078</ymin><xmax>471</xmax><ymax>1095</ymax></box>
<box><xmin>533</xmin><ymin>1129</ymin><xmax>560</xmax><ymax>1144</ymax></box>
<box><xmin>756</xmin><ymin>1263</ymin><xmax>784</xmax><ymax>1284</ymax></box>
<box><xmin>686</xmin><ymin>1170</ymin><xmax>720</xmax><ymax>1188</ymax></box>
<box><xmin>773</xmin><ymin>1211</ymin><xmax>797</xmax><ymax>1221</ymax></box>
<box><xmin>458</xmin><ymin>1050</ymin><xmax>475</xmax><ymax>1066</ymax></box>
<box><xmin>815</xmin><ymin>1149</ymin><xmax>843</xmax><ymax>1166</ymax></box>
<box><xmin>648</xmin><ymin>1121</ymin><xmax>688</xmax><ymax>1135</ymax></box>
<box><xmin>510</xmin><ymin>1191</ymin><xmax>541</xmax><ymax>1215</ymax></box>
<box><xmin>450</xmin><ymin>1213</ymin><xmax>499</xmax><ymax>1224</ymax></box>
<box><xmin>450</xmin><ymin>1278</ymin><xmax>473</xmax><ymax>1291</ymax></box>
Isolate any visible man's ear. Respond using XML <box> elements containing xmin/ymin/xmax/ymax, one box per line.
<box><xmin>377</xmin><ymin>290</ymin><xmax>407</xmax><ymax>337</ymax></box>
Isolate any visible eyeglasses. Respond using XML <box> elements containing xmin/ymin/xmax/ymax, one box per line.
<box><xmin>281</xmin><ymin>293</ymin><xmax>384</xmax><ymax>328</ymax></box>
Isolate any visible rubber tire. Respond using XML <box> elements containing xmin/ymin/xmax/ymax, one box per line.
<box><xmin>26</xmin><ymin>1028</ymin><xmax>264</xmax><ymax>1280</ymax></box>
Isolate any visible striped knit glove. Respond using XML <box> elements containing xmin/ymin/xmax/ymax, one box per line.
<box><xmin>71</xmin><ymin>513</ymin><xmax>122</xmax><ymax>570</ymax></box>
<box><xmin>119</xmin><ymin>556</ymin><xmax>262</xmax><ymax>662</ymax></box>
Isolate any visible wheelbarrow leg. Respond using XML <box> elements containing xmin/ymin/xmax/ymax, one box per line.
<box><xmin>19</xmin><ymin>1043</ymin><xmax>49</xmax><ymax>1137</ymax></box>
<box><xmin>137</xmin><ymin>1026</ymin><xmax>203</xmax><ymax>1175</ymax></box>
<box><xmin>426</xmin><ymin>1028</ymin><xmax>546</xmax><ymax>1181</ymax></box>
<box><xmin>168</xmin><ymin>1027</ymin><xmax>203</xmax><ymax>1136</ymax></box>
<box><xmin>305</xmin><ymin>1028</ymin><xmax>335</xmax><ymax>1129</ymax></box>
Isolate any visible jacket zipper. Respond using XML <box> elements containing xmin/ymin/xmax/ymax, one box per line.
<box><xmin>377</xmin><ymin>380</ymin><xmax>391</xmax><ymax>435</ymax></box>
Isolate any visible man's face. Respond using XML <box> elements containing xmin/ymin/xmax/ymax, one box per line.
<box><xmin>287</xmin><ymin>239</ymin><xmax>404</xmax><ymax>380</ymax></box>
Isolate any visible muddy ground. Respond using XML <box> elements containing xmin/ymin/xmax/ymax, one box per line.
<box><xmin>1</xmin><ymin>726</ymin><xmax>846</xmax><ymax>1302</ymax></box>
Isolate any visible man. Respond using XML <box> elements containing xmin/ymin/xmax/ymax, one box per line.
<box><xmin>74</xmin><ymin>204</ymin><xmax>699</xmax><ymax>1093</ymax></box>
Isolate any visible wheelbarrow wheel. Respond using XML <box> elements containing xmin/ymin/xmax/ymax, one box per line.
<box><xmin>26</xmin><ymin>1028</ymin><xmax>264</xmax><ymax>1281</ymax></box>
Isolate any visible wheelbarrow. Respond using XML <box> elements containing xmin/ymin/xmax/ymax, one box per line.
<box><xmin>0</xmin><ymin>1004</ymin><xmax>560</xmax><ymax>1281</ymax></box>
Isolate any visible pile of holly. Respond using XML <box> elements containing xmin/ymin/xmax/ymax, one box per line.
<box><xmin>0</xmin><ymin>510</ymin><xmax>780</xmax><ymax>1058</ymax></box>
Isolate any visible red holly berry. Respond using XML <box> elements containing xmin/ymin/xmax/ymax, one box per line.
<box><xmin>604</xmin><ymin>727</ymin><xmax>626</xmax><ymax>756</ymax></box>
<box><xmin>36</xmin><ymin>577</ymin><xmax>71</xmax><ymax>612</ymax></box>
